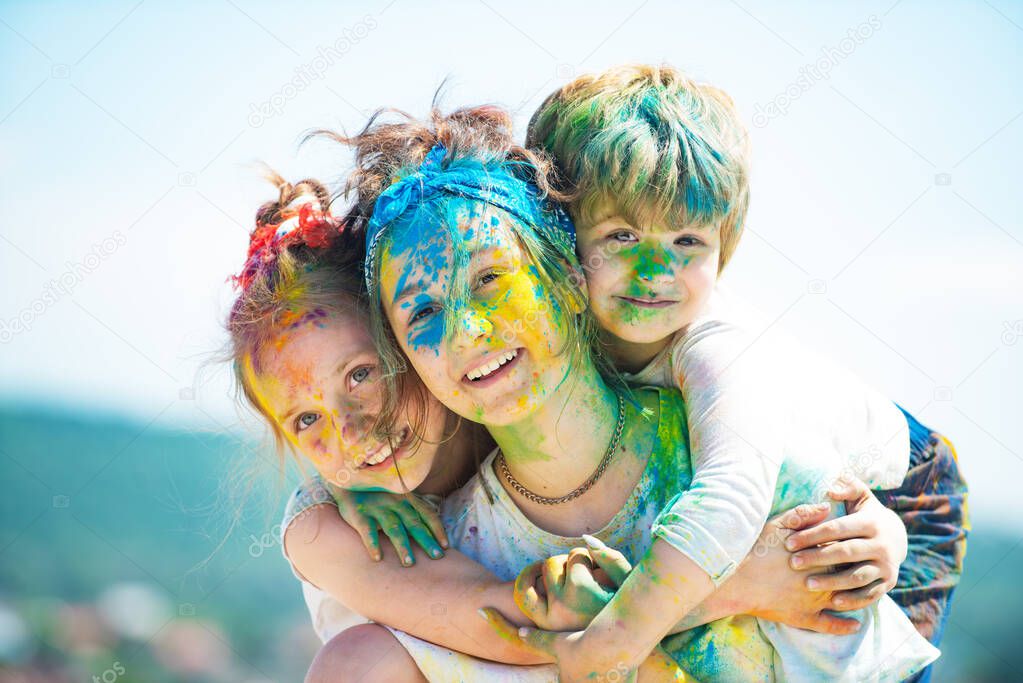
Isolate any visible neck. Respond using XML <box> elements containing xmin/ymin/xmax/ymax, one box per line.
<box><xmin>488</xmin><ymin>356</ymin><xmax>618</xmax><ymax>498</ymax></box>
<box><xmin>416</xmin><ymin>414</ymin><xmax>489</xmax><ymax>496</ymax></box>
<box><xmin>599</xmin><ymin>327</ymin><xmax>672</xmax><ymax>375</ymax></box>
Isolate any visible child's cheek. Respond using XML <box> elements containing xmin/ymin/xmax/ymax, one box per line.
<box><xmin>682</xmin><ymin>254</ymin><xmax>718</xmax><ymax>299</ymax></box>
<box><xmin>489</xmin><ymin>269</ymin><xmax>563</xmax><ymax>357</ymax></box>
<box><xmin>304</xmin><ymin>409</ymin><xmax>337</xmax><ymax>465</ymax></box>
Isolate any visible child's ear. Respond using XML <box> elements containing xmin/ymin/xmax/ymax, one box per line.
<box><xmin>565</xmin><ymin>262</ymin><xmax>588</xmax><ymax>314</ymax></box>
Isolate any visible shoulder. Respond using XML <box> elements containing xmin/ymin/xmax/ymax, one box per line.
<box><xmin>281</xmin><ymin>475</ymin><xmax>336</xmax><ymax>542</ymax></box>
<box><xmin>671</xmin><ymin>318</ymin><xmax>756</xmax><ymax>364</ymax></box>
<box><xmin>628</xmin><ymin>385</ymin><xmax>691</xmax><ymax>468</ymax></box>
<box><xmin>651</xmin><ymin>385</ymin><xmax>689</xmax><ymax>442</ymax></box>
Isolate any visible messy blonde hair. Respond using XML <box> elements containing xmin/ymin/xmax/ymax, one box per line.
<box><xmin>527</xmin><ymin>63</ymin><xmax>751</xmax><ymax>272</ymax></box>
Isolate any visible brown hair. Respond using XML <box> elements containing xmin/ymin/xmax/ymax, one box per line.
<box><xmin>315</xmin><ymin>103</ymin><xmax>568</xmax><ymax>233</ymax></box>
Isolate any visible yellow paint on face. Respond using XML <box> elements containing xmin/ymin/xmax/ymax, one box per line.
<box><xmin>238</xmin><ymin>310</ymin><xmax>446</xmax><ymax>493</ymax></box>
<box><xmin>241</xmin><ymin>353</ymin><xmax>304</xmax><ymax>453</ymax></box>
<box><xmin>380</xmin><ymin>202</ymin><xmax>574</xmax><ymax>426</ymax></box>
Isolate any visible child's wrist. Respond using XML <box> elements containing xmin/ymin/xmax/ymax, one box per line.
<box><xmin>578</xmin><ymin>620</ymin><xmax>658</xmax><ymax>672</ymax></box>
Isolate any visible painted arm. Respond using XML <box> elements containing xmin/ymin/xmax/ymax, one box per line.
<box><xmin>483</xmin><ymin>493</ymin><xmax>903</xmax><ymax>681</ymax></box>
<box><xmin>564</xmin><ymin>322</ymin><xmax>787</xmax><ymax>671</ymax></box>
<box><xmin>567</xmin><ymin>321</ymin><xmax>911</xmax><ymax>673</ymax></box>
<box><xmin>561</xmin><ymin>479</ymin><xmax>910</xmax><ymax>678</ymax></box>
<box><xmin>284</xmin><ymin>502</ymin><xmax>549</xmax><ymax>665</ymax></box>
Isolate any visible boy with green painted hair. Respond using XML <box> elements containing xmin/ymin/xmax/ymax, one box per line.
<box><xmin>516</xmin><ymin>64</ymin><xmax>966</xmax><ymax>681</ymax></box>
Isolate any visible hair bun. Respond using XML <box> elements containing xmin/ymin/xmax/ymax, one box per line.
<box><xmin>233</xmin><ymin>173</ymin><xmax>344</xmax><ymax>291</ymax></box>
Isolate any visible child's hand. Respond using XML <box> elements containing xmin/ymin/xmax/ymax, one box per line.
<box><xmin>513</xmin><ymin>539</ymin><xmax>632</xmax><ymax>631</ymax></box>
<box><xmin>734</xmin><ymin>504</ymin><xmax>862</xmax><ymax>634</ymax></box>
<box><xmin>328</xmin><ymin>484</ymin><xmax>448</xmax><ymax>566</ymax></box>
<box><xmin>784</xmin><ymin>476</ymin><xmax>907</xmax><ymax>611</ymax></box>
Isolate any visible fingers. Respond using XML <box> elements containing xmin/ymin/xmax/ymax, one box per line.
<box><xmin>513</xmin><ymin>561</ymin><xmax>547</xmax><ymax>623</ymax></box>
<box><xmin>407</xmin><ymin>495</ymin><xmax>450</xmax><ymax>549</ymax></box>
<box><xmin>828</xmin><ymin>474</ymin><xmax>871</xmax><ymax>498</ymax></box>
<box><xmin>773</xmin><ymin>503</ymin><xmax>831</xmax><ymax>534</ymax></box>
<box><xmin>590</xmin><ymin>567</ymin><xmax>615</xmax><ymax>591</ymax></box>
<box><xmin>477</xmin><ymin>608</ymin><xmax>559</xmax><ymax>657</ymax></box>
<box><xmin>515</xmin><ymin>623</ymin><xmax>564</xmax><ymax>653</ymax></box>
<box><xmin>786</xmin><ymin>514</ymin><xmax>873</xmax><ymax>553</ymax></box>
<box><xmin>351</xmin><ymin>520</ymin><xmax>382</xmax><ymax>561</ymax></box>
<box><xmin>582</xmin><ymin>535</ymin><xmax>632</xmax><ymax>586</ymax></box>
<box><xmin>805</xmin><ymin>562</ymin><xmax>882</xmax><ymax>592</ymax></box>
<box><xmin>829</xmin><ymin>578</ymin><xmax>891</xmax><ymax>612</ymax></box>
<box><xmin>378</xmin><ymin>511</ymin><xmax>415</xmax><ymax>566</ymax></box>
<box><xmin>394</xmin><ymin>504</ymin><xmax>444</xmax><ymax>560</ymax></box>
<box><xmin>477</xmin><ymin>608</ymin><xmax>540</xmax><ymax>651</ymax></box>
<box><xmin>827</xmin><ymin>476</ymin><xmax>871</xmax><ymax>513</ymax></box>
<box><xmin>797</xmin><ymin>611</ymin><xmax>862</xmax><ymax>636</ymax></box>
<box><xmin>542</xmin><ymin>555</ymin><xmax>567</xmax><ymax>596</ymax></box>
<box><xmin>791</xmin><ymin>538</ymin><xmax>872</xmax><ymax>570</ymax></box>
<box><xmin>565</xmin><ymin>548</ymin><xmax>596</xmax><ymax>588</ymax></box>
<box><xmin>330</xmin><ymin>487</ymin><xmax>381</xmax><ymax>559</ymax></box>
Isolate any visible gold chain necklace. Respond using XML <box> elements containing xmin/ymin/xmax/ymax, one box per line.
<box><xmin>496</xmin><ymin>393</ymin><xmax>626</xmax><ymax>505</ymax></box>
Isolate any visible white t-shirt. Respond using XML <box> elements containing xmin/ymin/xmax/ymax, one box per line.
<box><xmin>633</xmin><ymin>305</ymin><xmax>911</xmax><ymax>584</ymax></box>
<box><xmin>283</xmin><ymin>386</ymin><xmax>937</xmax><ymax>682</ymax></box>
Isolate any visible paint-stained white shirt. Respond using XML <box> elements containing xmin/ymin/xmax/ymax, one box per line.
<box><xmin>626</xmin><ymin>299</ymin><xmax>911</xmax><ymax>585</ymax></box>
<box><xmin>283</xmin><ymin>386</ymin><xmax>937</xmax><ymax>682</ymax></box>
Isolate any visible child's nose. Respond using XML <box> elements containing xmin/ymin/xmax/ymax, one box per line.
<box><xmin>449</xmin><ymin>305</ymin><xmax>493</xmax><ymax>348</ymax></box>
<box><xmin>336</xmin><ymin>410</ymin><xmax>373</xmax><ymax>447</ymax></box>
<box><xmin>635</xmin><ymin>246</ymin><xmax>676</xmax><ymax>284</ymax></box>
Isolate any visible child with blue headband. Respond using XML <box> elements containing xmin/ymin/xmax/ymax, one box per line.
<box><xmin>342</xmin><ymin>102</ymin><xmax>940</xmax><ymax>680</ymax></box>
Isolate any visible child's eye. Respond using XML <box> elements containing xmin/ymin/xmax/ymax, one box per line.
<box><xmin>608</xmin><ymin>231</ymin><xmax>637</xmax><ymax>243</ymax></box>
<box><xmin>409</xmin><ymin>305</ymin><xmax>439</xmax><ymax>325</ymax></box>
<box><xmin>675</xmin><ymin>235</ymin><xmax>704</xmax><ymax>248</ymax></box>
<box><xmin>475</xmin><ymin>269</ymin><xmax>502</xmax><ymax>288</ymax></box>
<box><xmin>295</xmin><ymin>412</ymin><xmax>319</xmax><ymax>433</ymax></box>
<box><xmin>349</xmin><ymin>365</ymin><xmax>373</xmax><ymax>388</ymax></box>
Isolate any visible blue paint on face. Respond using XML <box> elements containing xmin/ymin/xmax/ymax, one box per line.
<box><xmin>381</xmin><ymin>198</ymin><xmax>486</xmax><ymax>358</ymax></box>
<box><xmin>407</xmin><ymin>292</ymin><xmax>445</xmax><ymax>351</ymax></box>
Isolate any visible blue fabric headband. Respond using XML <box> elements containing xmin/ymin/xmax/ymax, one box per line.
<box><xmin>363</xmin><ymin>142</ymin><xmax>575</xmax><ymax>296</ymax></box>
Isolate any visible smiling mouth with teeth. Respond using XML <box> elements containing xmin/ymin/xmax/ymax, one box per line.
<box><xmin>465</xmin><ymin>349</ymin><xmax>520</xmax><ymax>382</ymax></box>
<box><xmin>356</xmin><ymin>427</ymin><xmax>412</xmax><ymax>469</ymax></box>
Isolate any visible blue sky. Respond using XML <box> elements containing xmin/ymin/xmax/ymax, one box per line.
<box><xmin>1</xmin><ymin>0</ymin><xmax>1020</xmax><ymax>528</ymax></box>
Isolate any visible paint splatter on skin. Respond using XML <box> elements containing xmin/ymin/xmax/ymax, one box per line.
<box><xmin>417</xmin><ymin>385</ymin><xmax>781</xmax><ymax>681</ymax></box>
<box><xmin>574</xmin><ymin>207</ymin><xmax>721</xmax><ymax>363</ymax></box>
<box><xmin>243</xmin><ymin>308</ymin><xmax>447</xmax><ymax>493</ymax></box>
<box><xmin>279</xmin><ymin>307</ymin><xmax>330</xmax><ymax>330</ymax></box>
<box><xmin>371</xmin><ymin>191</ymin><xmax>795</xmax><ymax>677</ymax></box>
<box><xmin>379</xmin><ymin>198</ymin><xmax>575</xmax><ymax>432</ymax></box>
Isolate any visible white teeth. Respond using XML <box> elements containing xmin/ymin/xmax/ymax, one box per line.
<box><xmin>357</xmin><ymin>429</ymin><xmax>410</xmax><ymax>468</ymax></box>
<box><xmin>467</xmin><ymin>350</ymin><xmax>518</xmax><ymax>380</ymax></box>
<box><xmin>362</xmin><ymin>444</ymin><xmax>393</xmax><ymax>467</ymax></box>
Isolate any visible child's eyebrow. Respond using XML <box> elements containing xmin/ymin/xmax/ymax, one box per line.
<box><xmin>392</xmin><ymin>282</ymin><xmax>425</xmax><ymax>307</ymax></box>
<box><xmin>279</xmin><ymin>405</ymin><xmax>299</xmax><ymax>424</ymax></box>
<box><xmin>592</xmin><ymin>217</ymin><xmax>649</xmax><ymax>234</ymax></box>
<box><xmin>393</xmin><ymin>243</ymin><xmax>510</xmax><ymax>307</ymax></box>
<box><xmin>467</xmin><ymin>245</ymin><xmax>508</xmax><ymax>267</ymax></box>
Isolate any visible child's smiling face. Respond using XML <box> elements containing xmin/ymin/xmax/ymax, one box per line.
<box><xmin>379</xmin><ymin>200</ymin><xmax>573</xmax><ymax>427</ymax></box>
<box><xmin>576</xmin><ymin>203</ymin><xmax>721</xmax><ymax>347</ymax></box>
<box><xmin>245</xmin><ymin>308</ymin><xmax>447</xmax><ymax>492</ymax></box>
